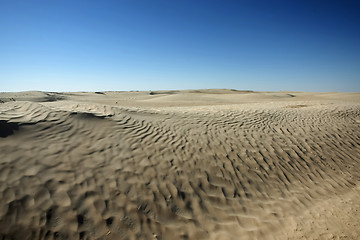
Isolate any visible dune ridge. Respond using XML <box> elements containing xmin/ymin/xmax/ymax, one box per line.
<box><xmin>0</xmin><ymin>90</ymin><xmax>359</xmax><ymax>239</ymax></box>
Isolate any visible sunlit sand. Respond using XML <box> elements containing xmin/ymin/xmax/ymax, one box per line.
<box><xmin>0</xmin><ymin>89</ymin><xmax>359</xmax><ymax>239</ymax></box>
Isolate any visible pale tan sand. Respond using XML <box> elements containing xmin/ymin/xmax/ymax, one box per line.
<box><xmin>0</xmin><ymin>89</ymin><xmax>359</xmax><ymax>239</ymax></box>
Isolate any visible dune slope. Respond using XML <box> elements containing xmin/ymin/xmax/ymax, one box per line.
<box><xmin>0</xmin><ymin>90</ymin><xmax>359</xmax><ymax>240</ymax></box>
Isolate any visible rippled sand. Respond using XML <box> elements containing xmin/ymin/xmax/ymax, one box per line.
<box><xmin>0</xmin><ymin>90</ymin><xmax>359</xmax><ymax>239</ymax></box>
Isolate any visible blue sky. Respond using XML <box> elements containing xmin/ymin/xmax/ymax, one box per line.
<box><xmin>1</xmin><ymin>0</ymin><xmax>359</xmax><ymax>92</ymax></box>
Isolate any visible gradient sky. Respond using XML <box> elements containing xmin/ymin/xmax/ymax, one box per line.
<box><xmin>1</xmin><ymin>0</ymin><xmax>359</xmax><ymax>92</ymax></box>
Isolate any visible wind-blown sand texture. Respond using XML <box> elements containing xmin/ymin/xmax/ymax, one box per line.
<box><xmin>0</xmin><ymin>90</ymin><xmax>359</xmax><ymax>240</ymax></box>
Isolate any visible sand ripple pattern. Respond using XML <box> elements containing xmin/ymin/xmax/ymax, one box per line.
<box><xmin>0</xmin><ymin>101</ymin><xmax>359</xmax><ymax>239</ymax></box>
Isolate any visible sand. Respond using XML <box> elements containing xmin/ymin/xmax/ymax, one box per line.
<box><xmin>0</xmin><ymin>89</ymin><xmax>359</xmax><ymax>240</ymax></box>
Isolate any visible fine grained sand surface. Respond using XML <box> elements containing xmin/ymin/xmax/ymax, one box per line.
<box><xmin>0</xmin><ymin>89</ymin><xmax>359</xmax><ymax>240</ymax></box>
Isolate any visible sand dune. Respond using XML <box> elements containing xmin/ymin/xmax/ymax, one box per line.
<box><xmin>0</xmin><ymin>90</ymin><xmax>359</xmax><ymax>239</ymax></box>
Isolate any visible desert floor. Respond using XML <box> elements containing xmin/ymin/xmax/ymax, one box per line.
<box><xmin>0</xmin><ymin>89</ymin><xmax>359</xmax><ymax>240</ymax></box>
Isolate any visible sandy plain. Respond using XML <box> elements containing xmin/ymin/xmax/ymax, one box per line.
<box><xmin>0</xmin><ymin>89</ymin><xmax>359</xmax><ymax>240</ymax></box>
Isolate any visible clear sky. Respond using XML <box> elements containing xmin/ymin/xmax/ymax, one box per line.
<box><xmin>1</xmin><ymin>0</ymin><xmax>359</xmax><ymax>92</ymax></box>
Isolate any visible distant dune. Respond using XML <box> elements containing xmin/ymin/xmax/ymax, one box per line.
<box><xmin>0</xmin><ymin>90</ymin><xmax>359</xmax><ymax>239</ymax></box>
